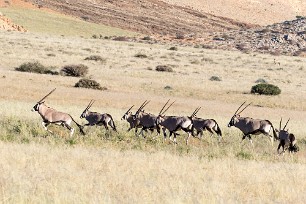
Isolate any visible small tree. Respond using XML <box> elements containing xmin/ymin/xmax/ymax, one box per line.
<box><xmin>251</xmin><ymin>83</ymin><xmax>281</xmax><ymax>95</ymax></box>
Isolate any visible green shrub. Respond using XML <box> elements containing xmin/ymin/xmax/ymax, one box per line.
<box><xmin>15</xmin><ymin>61</ymin><xmax>59</xmax><ymax>75</ymax></box>
<box><xmin>74</xmin><ymin>78</ymin><xmax>107</xmax><ymax>90</ymax></box>
<box><xmin>251</xmin><ymin>83</ymin><xmax>281</xmax><ymax>95</ymax></box>
<box><xmin>61</xmin><ymin>64</ymin><xmax>88</xmax><ymax>77</ymax></box>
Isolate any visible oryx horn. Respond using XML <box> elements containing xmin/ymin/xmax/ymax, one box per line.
<box><xmin>38</xmin><ymin>88</ymin><xmax>56</xmax><ymax>103</ymax></box>
<box><xmin>159</xmin><ymin>99</ymin><xmax>170</xmax><ymax>115</ymax></box>
<box><xmin>126</xmin><ymin>105</ymin><xmax>134</xmax><ymax>113</ymax></box>
<box><xmin>136</xmin><ymin>100</ymin><xmax>150</xmax><ymax>114</ymax></box>
<box><xmin>161</xmin><ymin>100</ymin><xmax>175</xmax><ymax>116</ymax></box>
<box><xmin>283</xmin><ymin>118</ymin><xmax>290</xmax><ymax>130</ymax></box>
<box><xmin>191</xmin><ymin>107</ymin><xmax>201</xmax><ymax>117</ymax></box>
<box><xmin>279</xmin><ymin>117</ymin><xmax>282</xmax><ymax>131</ymax></box>
<box><xmin>85</xmin><ymin>100</ymin><xmax>95</xmax><ymax>111</ymax></box>
<box><xmin>234</xmin><ymin>101</ymin><xmax>246</xmax><ymax>115</ymax></box>
<box><xmin>237</xmin><ymin>102</ymin><xmax>252</xmax><ymax>115</ymax></box>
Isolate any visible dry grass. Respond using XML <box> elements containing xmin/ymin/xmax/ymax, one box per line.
<box><xmin>0</xmin><ymin>141</ymin><xmax>305</xmax><ymax>203</ymax></box>
<box><xmin>0</xmin><ymin>30</ymin><xmax>306</xmax><ymax>202</ymax></box>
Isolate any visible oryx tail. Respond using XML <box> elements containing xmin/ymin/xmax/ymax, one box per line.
<box><xmin>69</xmin><ymin>114</ymin><xmax>85</xmax><ymax>135</ymax></box>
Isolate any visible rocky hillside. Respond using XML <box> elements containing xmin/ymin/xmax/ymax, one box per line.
<box><xmin>208</xmin><ymin>17</ymin><xmax>306</xmax><ymax>56</ymax></box>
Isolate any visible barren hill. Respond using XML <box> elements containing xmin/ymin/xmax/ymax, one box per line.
<box><xmin>162</xmin><ymin>0</ymin><xmax>306</xmax><ymax>26</ymax></box>
<box><xmin>26</xmin><ymin>0</ymin><xmax>254</xmax><ymax>37</ymax></box>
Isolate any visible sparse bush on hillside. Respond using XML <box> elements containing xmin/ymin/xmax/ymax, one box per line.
<box><xmin>155</xmin><ymin>65</ymin><xmax>173</xmax><ymax>72</ymax></box>
<box><xmin>169</xmin><ymin>47</ymin><xmax>178</xmax><ymax>51</ymax></box>
<box><xmin>251</xmin><ymin>83</ymin><xmax>281</xmax><ymax>95</ymax></box>
<box><xmin>74</xmin><ymin>78</ymin><xmax>107</xmax><ymax>90</ymax></box>
<box><xmin>112</xmin><ymin>36</ymin><xmax>131</xmax><ymax>42</ymax></box>
<box><xmin>61</xmin><ymin>64</ymin><xmax>88</xmax><ymax>77</ymax></box>
<box><xmin>209</xmin><ymin>76</ymin><xmax>222</xmax><ymax>81</ymax></box>
<box><xmin>15</xmin><ymin>61</ymin><xmax>59</xmax><ymax>75</ymax></box>
<box><xmin>84</xmin><ymin>55</ymin><xmax>106</xmax><ymax>62</ymax></box>
<box><xmin>134</xmin><ymin>53</ymin><xmax>148</xmax><ymax>58</ymax></box>
<box><xmin>142</xmin><ymin>36</ymin><xmax>152</xmax><ymax>40</ymax></box>
<box><xmin>175</xmin><ymin>34</ymin><xmax>185</xmax><ymax>39</ymax></box>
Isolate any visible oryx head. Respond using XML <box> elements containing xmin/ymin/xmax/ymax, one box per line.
<box><xmin>228</xmin><ymin>101</ymin><xmax>251</xmax><ymax>127</ymax></box>
<box><xmin>121</xmin><ymin>105</ymin><xmax>134</xmax><ymax>120</ymax></box>
<box><xmin>156</xmin><ymin>99</ymin><xmax>175</xmax><ymax>124</ymax></box>
<box><xmin>32</xmin><ymin>88</ymin><xmax>56</xmax><ymax>112</ymax></box>
<box><xmin>80</xmin><ymin>100</ymin><xmax>95</xmax><ymax>119</ymax></box>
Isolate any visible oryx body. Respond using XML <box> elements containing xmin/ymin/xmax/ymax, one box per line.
<box><xmin>277</xmin><ymin>118</ymin><xmax>299</xmax><ymax>154</ymax></box>
<box><xmin>193</xmin><ymin>118</ymin><xmax>222</xmax><ymax>140</ymax></box>
<box><xmin>157</xmin><ymin>115</ymin><xmax>194</xmax><ymax>144</ymax></box>
<box><xmin>32</xmin><ymin>89</ymin><xmax>85</xmax><ymax>136</ymax></box>
<box><xmin>133</xmin><ymin>100</ymin><xmax>160</xmax><ymax>137</ymax></box>
<box><xmin>228</xmin><ymin>102</ymin><xmax>278</xmax><ymax>145</ymax></box>
<box><xmin>156</xmin><ymin>100</ymin><xmax>194</xmax><ymax>145</ymax></box>
<box><xmin>80</xmin><ymin>100</ymin><xmax>117</xmax><ymax>131</ymax></box>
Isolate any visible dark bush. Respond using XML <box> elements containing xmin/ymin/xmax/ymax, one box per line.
<box><xmin>84</xmin><ymin>55</ymin><xmax>106</xmax><ymax>62</ymax></box>
<box><xmin>15</xmin><ymin>61</ymin><xmax>58</xmax><ymax>75</ymax></box>
<box><xmin>142</xmin><ymin>36</ymin><xmax>152</xmax><ymax>40</ymax></box>
<box><xmin>134</xmin><ymin>53</ymin><xmax>148</xmax><ymax>58</ymax></box>
<box><xmin>169</xmin><ymin>47</ymin><xmax>178</xmax><ymax>51</ymax></box>
<box><xmin>156</xmin><ymin>65</ymin><xmax>173</xmax><ymax>72</ymax></box>
<box><xmin>251</xmin><ymin>83</ymin><xmax>281</xmax><ymax>95</ymax></box>
<box><xmin>209</xmin><ymin>76</ymin><xmax>222</xmax><ymax>81</ymax></box>
<box><xmin>74</xmin><ymin>78</ymin><xmax>107</xmax><ymax>90</ymax></box>
<box><xmin>61</xmin><ymin>64</ymin><xmax>88</xmax><ymax>77</ymax></box>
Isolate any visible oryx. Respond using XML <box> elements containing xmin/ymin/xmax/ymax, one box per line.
<box><xmin>32</xmin><ymin>88</ymin><xmax>85</xmax><ymax>136</ymax></box>
<box><xmin>277</xmin><ymin>118</ymin><xmax>299</xmax><ymax>154</ymax></box>
<box><xmin>156</xmin><ymin>100</ymin><xmax>194</xmax><ymax>145</ymax></box>
<box><xmin>80</xmin><ymin>100</ymin><xmax>117</xmax><ymax>132</ymax></box>
<box><xmin>191</xmin><ymin>107</ymin><xmax>222</xmax><ymax>141</ymax></box>
<box><xmin>133</xmin><ymin>100</ymin><xmax>161</xmax><ymax>137</ymax></box>
<box><xmin>228</xmin><ymin>101</ymin><xmax>278</xmax><ymax>145</ymax></box>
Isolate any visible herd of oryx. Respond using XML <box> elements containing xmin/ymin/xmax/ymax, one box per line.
<box><xmin>31</xmin><ymin>88</ymin><xmax>299</xmax><ymax>154</ymax></box>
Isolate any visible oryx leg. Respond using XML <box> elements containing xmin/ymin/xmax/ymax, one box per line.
<box><xmin>63</xmin><ymin>122</ymin><xmax>74</xmax><ymax>137</ymax></box>
<box><xmin>241</xmin><ymin>134</ymin><xmax>253</xmax><ymax>144</ymax></box>
<box><xmin>162</xmin><ymin>127</ymin><xmax>168</xmax><ymax>141</ymax></box>
<box><xmin>186</xmin><ymin>132</ymin><xmax>191</xmax><ymax>145</ymax></box>
<box><xmin>277</xmin><ymin>140</ymin><xmax>285</xmax><ymax>154</ymax></box>
<box><xmin>42</xmin><ymin>121</ymin><xmax>53</xmax><ymax>134</ymax></box>
<box><xmin>173</xmin><ymin>132</ymin><xmax>178</xmax><ymax>144</ymax></box>
<box><xmin>257</xmin><ymin>129</ymin><xmax>274</xmax><ymax>146</ymax></box>
<box><xmin>197</xmin><ymin>130</ymin><xmax>203</xmax><ymax>139</ymax></box>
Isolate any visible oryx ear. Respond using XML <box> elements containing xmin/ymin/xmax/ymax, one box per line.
<box><xmin>275</xmin><ymin>129</ymin><xmax>279</xmax><ymax>132</ymax></box>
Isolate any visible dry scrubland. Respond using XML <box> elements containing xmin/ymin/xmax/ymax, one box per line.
<box><xmin>1</xmin><ymin>30</ymin><xmax>306</xmax><ymax>202</ymax></box>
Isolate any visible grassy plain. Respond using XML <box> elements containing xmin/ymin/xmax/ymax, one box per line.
<box><xmin>0</xmin><ymin>6</ymin><xmax>137</xmax><ymax>37</ymax></box>
<box><xmin>0</xmin><ymin>29</ymin><xmax>306</xmax><ymax>203</ymax></box>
